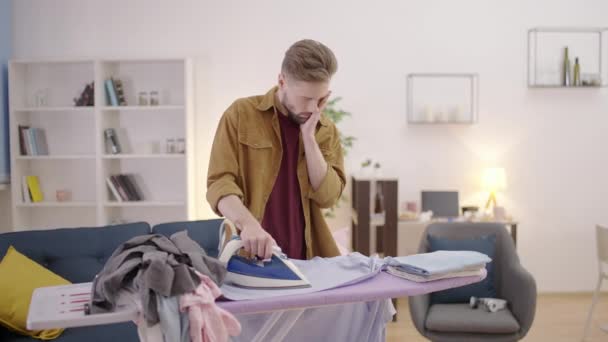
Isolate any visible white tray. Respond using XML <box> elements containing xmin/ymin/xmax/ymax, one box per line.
<box><xmin>27</xmin><ymin>282</ymin><xmax>138</xmax><ymax>330</ymax></box>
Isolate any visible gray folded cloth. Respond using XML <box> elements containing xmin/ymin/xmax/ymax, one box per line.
<box><xmin>90</xmin><ymin>231</ymin><xmax>226</xmax><ymax>325</ymax></box>
<box><xmin>384</xmin><ymin>250</ymin><xmax>491</xmax><ymax>277</ymax></box>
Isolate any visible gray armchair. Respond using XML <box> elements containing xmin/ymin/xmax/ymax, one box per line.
<box><xmin>409</xmin><ymin>222</ymin><xmax>536</xmax><ymax>342</ymax></box>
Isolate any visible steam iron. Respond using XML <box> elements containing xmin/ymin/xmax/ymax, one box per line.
<box><xmin>218</xmin><ymin>220</ymin><xmax>311</xmax><ymax>289</ymax></box>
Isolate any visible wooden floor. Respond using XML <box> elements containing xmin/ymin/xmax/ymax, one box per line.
<box><xmin>386</xmin><ymin>293</ymin><xmax>608</xmax><ymax>342</ymax></box>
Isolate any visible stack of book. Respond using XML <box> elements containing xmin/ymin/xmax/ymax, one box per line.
<box><xmin>106</xmin><ymin>174</ymin><xmax>143</xmax><ymax>202</ymax></box>
<box><xmin>18</xmin><ymin>126</ymin><xmax>49</xmax><ymax>156</ymax></box>
<box><xmin>21</xmin><ymin>175</ymin><xmax>44</xmax><ymax>203</ymax></box>
<box><xmin>104</xmin><ymin>78</ymin><xmax>127</xmax><ymax>106</ymax></box>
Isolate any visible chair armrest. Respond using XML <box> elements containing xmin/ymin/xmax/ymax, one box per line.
<box><xmin>408</xmin><ymin>294</ymin><xmax>430</xmax><ymax>335</ymax></box>
<box><xmin>501</xmin><ymin>262</ymin><xmax>537</xmax><ymax>337</ymax></box>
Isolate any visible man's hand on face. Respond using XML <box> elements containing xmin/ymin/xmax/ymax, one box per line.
<box><xmin>300</xmin><ymin>91</ymin><xmax>331</xmax><ymax>139</ymax></box>
<box><xmin>300</xmin><ymin>111</ymin><xmax>320</xmax><ymax>139</ymax></box>
<box><xmin>240</xmin><ymin>220</ymin><xmax>276</xmax><ymax>260</ymax></box>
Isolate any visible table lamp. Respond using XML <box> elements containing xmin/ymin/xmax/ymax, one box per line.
<box><xmin>482</xmin><ymin>167</ymin><xmax>507</xmax><ymax>210</ymax></box>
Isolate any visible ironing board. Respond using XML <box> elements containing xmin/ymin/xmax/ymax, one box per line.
<box><xmin>27</xmin><ymin>270</ymin><xmax>486</xmax><ymax>341</ymax></box>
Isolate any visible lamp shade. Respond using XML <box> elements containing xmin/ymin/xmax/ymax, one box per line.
<box><xmin>482</xmin><ymin>167</ymin><xmax>507</xmax><ymax>191</ymax></box>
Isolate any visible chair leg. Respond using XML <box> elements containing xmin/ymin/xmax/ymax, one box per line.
<box><xmin>583</xmin><ymin>276</ymin><xmax>603</xmax><ymax>341</ymax></box>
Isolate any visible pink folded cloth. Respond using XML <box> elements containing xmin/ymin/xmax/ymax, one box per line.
<box><xmin>180</xmin><ymin>271</ymin><xmax>241</xmax><ymax>342</ymax></box>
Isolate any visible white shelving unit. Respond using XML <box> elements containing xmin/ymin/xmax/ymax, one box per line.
<box><xmin>528</xmin><ymin>27</ymin><xmax>608</xmax><ymax>88</ymax></box>
<box><xmin>8</xmin><ymin>58</ymin><xmax>195</xmax><ymax>230</ymax></box>
<box><xmin>406</xmin><ymin>73</ymin><xmax>479</xmax><ymax>124</ymax></box>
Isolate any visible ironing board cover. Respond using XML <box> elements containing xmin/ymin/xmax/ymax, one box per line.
<box><xmin>27</xmin><ymin>270</ymin><xmax>486</xmax><ymax>330</ymax></box>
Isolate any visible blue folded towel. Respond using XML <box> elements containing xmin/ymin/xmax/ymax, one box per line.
<box><xmin>384</xmin><ymin>250</ymin><xmax>491</xmax><ymax>277</ymax></box>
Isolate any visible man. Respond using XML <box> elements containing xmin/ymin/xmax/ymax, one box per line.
<box><xmin>206</xmin><ymin>39</ymin><xmax>345</xmax><ymax>260</ymax></box>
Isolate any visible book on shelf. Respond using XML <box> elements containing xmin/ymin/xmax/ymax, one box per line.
<box><xmin>21</xmin><ymin>176</ymin><xmax>31</xmax><ymax>203</ymax></box>
<box><xmin>118</xmin><ymin>175</ymin><xmax>137</xmax><ymax>201</ymax></box>
<box><xmin>27</xmin><ymin>127</ymin><xmax>36</xmax><ymax>155</ymax></box>
<box><xmin>109</xmin><ymin>175</ymin><xmax>129</xmax><ymax>201</ymax></box>
<box><xmin>23</xmin><ymin>175</ymin><xmax>44</xmax><ymax>203</ymax></box>
<box><xmin>18</xmin><ymin>125</ymin><xmax>29</xmax><ymax>155</ymax></box>
<box><xmin>105</xmin><ymin>79</ymin><xmax>119</xmax><ymax>106</ymax></box>
<box><xmin>126</xmin><ymin>174</ymin><xmax>142</xmax><ymax>200</ymax></box>
<box><xmin>113</xmin><ymin>79</ymin><xmax>127</xmax><ymax>106</ymax></box>
<box><xmin>106</xmin><ymin>177</ymin><xmax>123</xmax><ymax>202</ymax></box>
<box><xmin>107</xmin><ymin>173</ymin><xmax>143</xmax><ymax>202</ymax></box>
<box><xmin>19</xmin><ymin>126</ymin><xmax>49</xmax><ymax>156</ymax></box>
<box><xmin>33</xmin><ymin>128</ymin><xmax>49</xmax><ymax>155</ymax></box>
<box><xmin>105</xmin><ymin>78</ymin><xmax>127</xmax><ymax>106</ymax></box>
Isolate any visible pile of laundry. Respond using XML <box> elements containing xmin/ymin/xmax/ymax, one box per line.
<box><xmin>88</xmin><ymin>230</ymin><xmax>241</xmax><ymax>342</ymax></box>
<box><xmin>383</xmin><ymin>250</ymin><xmax>491</xmax><ymax>283</ymax></box>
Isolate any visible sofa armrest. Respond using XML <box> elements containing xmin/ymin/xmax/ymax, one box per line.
<box><xmin>408</xmin><ymin>294</ymin><xmax>430</xmax><ymax>335</ymax></box>
<box><xmin>501</xmin><ymin>262</ymin><xmax>537</xmax><ymax>337</ymax></box>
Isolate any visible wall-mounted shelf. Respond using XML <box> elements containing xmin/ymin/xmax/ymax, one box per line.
<box><xmin>528</xmin><ymin>27</ymin><xmax>608</xmax><ymax>88</ymax></box>
<box><xmin>407</xmin><ymin>73</ymin><xmax>479</xmax><ymax>124</ymax></box>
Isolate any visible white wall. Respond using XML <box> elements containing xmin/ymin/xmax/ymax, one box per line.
<box><xmin>8</xmin><ymin>0</ymin><xmax>608</xmax><ymax>292</ymax></box>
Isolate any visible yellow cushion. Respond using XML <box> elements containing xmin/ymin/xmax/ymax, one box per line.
<box><xmin>0</xmin><ymin>246</ymin><xmax>70</xmax><ymax>340</ymax></box>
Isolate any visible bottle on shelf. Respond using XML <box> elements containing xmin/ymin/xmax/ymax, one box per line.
<box><xmin>372</xmin><ymin>180</ymin><xmax>386</xmax><ymax>226</ymax></box>
<box><xmin>150</xmin><ymin>91</ymin><xmax>160</xmax><ymax>106</ymax></box>
<box><xmin>138</xmin><ymin>91</ymin><xmax>149</xmax><ymax>106</ymax></box>
<box><xmin>562</xmin><ymin>47</ymin><xmax>571</xmax><ymax>87</ymax></box>
<box><xmin>374</xmin><ymin>182</ymin><xmax>385</xmax><ymax>215</ymax></box>
<box><xmin>176</xmin><ymin>138</ymin><xmax>186</xmax><ymax>154</ymax></box>
<box><xmin>373</xmin><ymin>162</ymin><xmax>385</xmax><ymax>224</ymax></box>
<box><xmin>166</xmin><ymin>138</ymin><xmax>176</xmax><ymax>154</ymax></box>
<box><xmin>573</xmin><ymin>57</ymin><xmax>581</xmax><ymax>86</ymax></box>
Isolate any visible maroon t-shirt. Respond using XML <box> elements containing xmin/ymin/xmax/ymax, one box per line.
<box><xmin>261</xmin><ymin>112</ymin><xmax>306</xmax><ymax>260</ymax></box>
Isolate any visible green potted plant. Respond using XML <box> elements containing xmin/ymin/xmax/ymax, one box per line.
<box><xmin>323</xmin><ymin>96</ymin><xmax>355</xmax><ymax>218</ymax></box>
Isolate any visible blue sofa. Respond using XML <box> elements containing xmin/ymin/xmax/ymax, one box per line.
<box><xmin>0</xmin><ymin>219</ymin><xmax>224</xmax><ymax>342</ymax></box>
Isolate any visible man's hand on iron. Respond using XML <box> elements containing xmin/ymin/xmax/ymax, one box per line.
<box><xmin>240</xmin><ymin>220</ymin><xmax>276</xmax><ymax>260</ymax></box>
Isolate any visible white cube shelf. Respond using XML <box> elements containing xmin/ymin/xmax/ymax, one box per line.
<box><xmin>8</xmin><ymin>58</ymin><xmax>195</xmax><ymax>231</ymax></box>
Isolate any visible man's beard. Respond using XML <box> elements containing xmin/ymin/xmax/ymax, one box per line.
<box><xmin>280</xmin><ymin>93</ymin><xmax>310</xmax><ymax>125</ymax></box>
<box><xmin>287</xmin><ymin>111</ymin><xmax>308</xmax><ymax>125</ymax></box>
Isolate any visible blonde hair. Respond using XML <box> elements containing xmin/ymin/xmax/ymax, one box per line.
<box><xmin>281</xmin><ymin>39</ymin><xmax>338</xmax><ymax>82</ymax></box>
